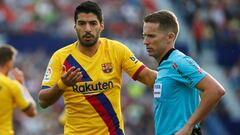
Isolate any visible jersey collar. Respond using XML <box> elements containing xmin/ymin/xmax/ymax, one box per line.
<box><xmin>159</xmin><ymin>48</ymin><xmax>176</xmax><ymax>65</ymax></box>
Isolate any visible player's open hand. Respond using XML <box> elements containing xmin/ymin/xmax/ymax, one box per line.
<box><xmin>61</xmin><ymin>66</ymin><xmax>82</xmax><ymax>86</ymax></box>
<box><xmin>9</xmin><ymin>68</ymin><xmax>25</xmax><ymax>84</ymax></box>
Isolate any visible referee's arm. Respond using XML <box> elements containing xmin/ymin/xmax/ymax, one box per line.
<box><xmin>176</xmin><ymin>74</ymin><xmax>225</xmax><ymax>135</ymax></box>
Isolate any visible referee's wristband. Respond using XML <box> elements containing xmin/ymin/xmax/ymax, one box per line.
<box><xmin>57</xmin><ymin>79</ymin><xmax>68</xmax><ymax>90</ymax></box>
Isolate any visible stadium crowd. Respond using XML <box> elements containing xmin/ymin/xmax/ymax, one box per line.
<box><xmin>0</xmin><ymin>0</ymin><xmax>239</xmax><ymax>134</ymax></box>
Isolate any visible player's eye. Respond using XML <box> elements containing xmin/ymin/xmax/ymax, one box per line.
<box><xmin>90</xmin><ymin>21</ymin><xmax>98</xmax><ymax>26</ymax></box>
<box><xmin>78</xmin><ymin>21</ymin><xmax>86</xmax><ymax>26</ymax></box>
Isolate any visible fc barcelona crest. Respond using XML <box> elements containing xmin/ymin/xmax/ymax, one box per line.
<box><xmin>102</xmin><ymin>63</ymin><xmax>113</xmax><ymax>73</ymax></box>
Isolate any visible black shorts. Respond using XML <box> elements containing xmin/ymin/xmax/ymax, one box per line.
<box><xmin>192</xmin><ymin>127</ymin><xmax>202</xmax><ymax>135</ymax></box>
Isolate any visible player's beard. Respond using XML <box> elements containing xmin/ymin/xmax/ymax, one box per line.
<box><xmin>78</xmin><ymin>32</ymin><xmax>99</xmax><ymax>47</ymax></box>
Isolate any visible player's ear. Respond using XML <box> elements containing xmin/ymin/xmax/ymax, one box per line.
<box><xmin>100</xmin><ymin>23</ymin><xmax>104</xmax><ymax>32</ymax></box>
<box><xmin>5</xmin><ymin>59</ymin><xmax>14</xmax><ymax>70</ymax></box>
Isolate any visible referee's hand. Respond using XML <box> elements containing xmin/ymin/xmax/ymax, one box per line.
<box><xmin>175</xmin><ymin>123</ymin><xmax>193</xmax><ymax>135</ymax></box>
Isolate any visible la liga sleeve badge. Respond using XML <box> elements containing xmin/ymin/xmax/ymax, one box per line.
<box><xmin>43</xmin><ymin>67</ymin><xmax>52</xmax><ymax>82</ymax></box>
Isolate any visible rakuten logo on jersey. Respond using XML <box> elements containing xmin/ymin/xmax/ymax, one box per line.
<box><xmin>72</xmin><ymin>81</ymin><xmax>113</xmax><ymax>94</ymax></box>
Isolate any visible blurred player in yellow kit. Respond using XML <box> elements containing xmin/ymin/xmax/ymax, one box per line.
<box><xmin>0</xmin><ymin>44</ymin><xmax>37</xmax><ymax>135</ymax></box>
<box><xmin>38</xmin><ymin>1</ymin><xmax>156</xmax><ymax>135</ymax></box>
<box><xmin>58</xmin><ymin>108</ymin><xmax>66</xmax><ymax>126</ymax></box>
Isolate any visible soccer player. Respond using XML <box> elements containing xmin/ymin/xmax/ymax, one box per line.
<box><xmin>58</xmin><ymin>108</ymin><xmax>66</xmax><ymax>126</ymax></box>
<box><xmin>143</xmin><ymin>10</ymin><xmax>225</xmax><ymax>135</ymax></box>
<box><xmin>0</xmin><ymin>45</ymin><xmax>37</xmax><ymax>135</ymax></box>
<box><xmin>38</xmin><ymin>1</ymin><xmax>156</xmax><ymax>135</ymax></box>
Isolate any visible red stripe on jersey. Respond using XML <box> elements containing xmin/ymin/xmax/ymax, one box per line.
<box><xmin>85</xmin><ymin>95</ymin><xmax>117</xmax><ymax>135</ymax></box>
<box><xmin>63</xmin><ymin>55</ymin><xmax>92</xmax><ymax>82</ymax></box>
<box><xmin>132</xmin><ymin>65</ymin><xmax>146</xmax><ymax>80</ymax></box>
<box><xmin>63</xmin><ymin>60</ymin><xmax>72</xmax><ymax>71</ymax></box>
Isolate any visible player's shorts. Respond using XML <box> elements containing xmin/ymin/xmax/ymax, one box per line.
<box><xmin>192</xmin><ymin>127</ymin><xmax>202</xmax><ymax>135</ymax></box>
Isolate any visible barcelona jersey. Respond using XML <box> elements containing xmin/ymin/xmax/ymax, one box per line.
<box><xmin>0</xmin><ymin>73</ymin><xmax>30</xmax><ymax>135</ymax></box>
<box><xmin>41</xmin><ymin>38</ymin><xmax>145</xmax><ymax>135</ymax></box>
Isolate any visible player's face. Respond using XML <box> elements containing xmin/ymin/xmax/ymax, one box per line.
<box><xmin>143</xmin><ymin>22</ymin><xmax>168</xmax><ymax>60</ymax></box>
<box><xmin>75</xmin><ymin>13</ymin><xmax>104</xmax><ymax>47</ymax></box>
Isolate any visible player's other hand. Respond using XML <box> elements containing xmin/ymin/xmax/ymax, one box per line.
<box><xmin>9</xmin><ymin>68</ymin><xmax>25</xmax><ymax>84</ymax></box>
<box><xmin>61</xmin><ymin>66</ymin><xmax>82</xmax><ymax>86</ymax></box>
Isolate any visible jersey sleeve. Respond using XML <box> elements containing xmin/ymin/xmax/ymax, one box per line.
<box><xmin>41</xmin><ymin>52</ymin><xmax>62</xmax><ymax>89</ymax></box>
<box><xmin>118</xmin><ymin>43</ymin><xmax>145</xmax><ymax>80</ymax></box>
<box><xmin>173</xmin><ymin>56</ymin><xmax>207</xmax><ymax>88</ymax></box>
<box><xmin>10</xmin><ymin>81</ymin><xmax>30</xmax><ymax>111</ymax></box>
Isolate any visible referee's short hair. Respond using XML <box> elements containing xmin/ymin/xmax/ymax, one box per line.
<box><xmin>144</xmin><ymin>10</ymin><xmax>179</xmax><ymax>37</ymax></box>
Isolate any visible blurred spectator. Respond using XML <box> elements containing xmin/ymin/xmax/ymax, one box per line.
<box><xmin>0</xmin><ymin>0</ymin><xmax>16</xmax><ymax>32</ymax></box>
<box><xmin>192</xmin><ymin>10</ymin><xmax>204</xmax><ymax>54</ymax></box>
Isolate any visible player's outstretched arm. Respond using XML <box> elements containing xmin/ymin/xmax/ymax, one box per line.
<box><xmin>11</xmin><ymin>68</ymin><xmax>37</xmax><ymax>117</ymax></box>
<box><xmin>38</xmin><ymin>66</ymin><xmax>82</xmax><ymax>108</ymax></box>
<box><xmin>38</xmin><ymin>85</ymin><xmax>64</xmax><ymax>108</ymax></box>
<box><xmin>23</xmin><ymin>102</ymin><xmax>37</xmax><ymax>117</ymax></box>
<box><xmin>136</xmin><ymin>67</ymin><xmax>157</xmax><ymax>88</ymax></box>
<box><xmin>20</xmin><ymin>85</ymin><xmax>37</xmax><ymax>117</ymax></box>
<box><xmin>19</xmin><ymin>85</ymin><xmax>37</xmax><ymax>117</ymax></box>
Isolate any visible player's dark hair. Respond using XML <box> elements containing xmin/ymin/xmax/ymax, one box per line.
<box><xmin>74</xmin><ymin>1</ymin><xmax>103</xmax><ymax>23</ymax></box>
<box><xmin>0</xmin><ymin>45</ymin><xmax>17</xmax><ymax>66</ymax></box>
<box><xmin>144</xmin><ymin>10</ymin><xmax>179</xmax><ymax>36</ymax></box>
